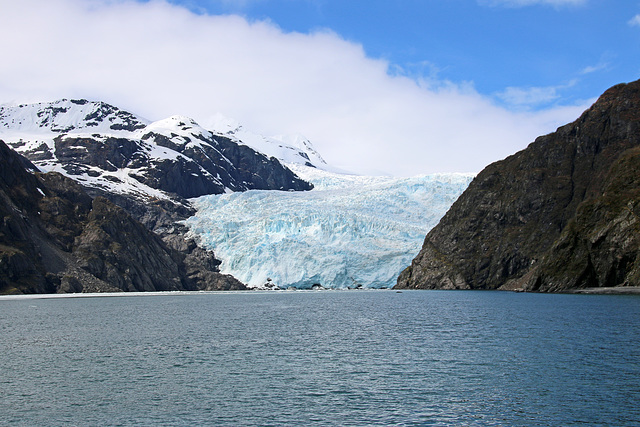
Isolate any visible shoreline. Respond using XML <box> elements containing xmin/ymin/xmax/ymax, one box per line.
<box><xmin>0</xmin><ymin>288</ymin><xmax>391</xmax><ymax>300</ymax></box>
<box><xmin>568</xmin><ymin>287</ymin><xmax>640</xmax><ymax>295</ymax></box>
<box><xmin>3</xmin><ymin>286</ymin><xmax>640</xmax><ymax>300</ymax></box>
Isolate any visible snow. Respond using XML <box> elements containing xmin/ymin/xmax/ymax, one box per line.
<box><xmin>185</xmin><ymin>166</ymin><xmax>473</xmax><ymax>289</ymax></box>
<box><xmin>1</xmin><ymin>99</ymin><xmax>473</xmax><ymax>290</ymax></box>
<box><xmin>203</xmin><ymin>113</ymin><xmax>327</xmax><ymax>169</ymax></box>
<box><xmin>137</xmin><ymin>115</ymin><xmax>213</xmax><ymax>146</ymax></box>
<box><xmin>0</xmin><ymin>99</ymin><xmax>148</xmax><ymax>136</ymax></box>
<box><xmin>0</xmin><ymin>100</ymin><xmax>329</xmax><ymax>201</ymax></box>
<box><xmin>0</xmin><ymin>101</ymin><xmax>222</xmax><ymax>200</ymax></box>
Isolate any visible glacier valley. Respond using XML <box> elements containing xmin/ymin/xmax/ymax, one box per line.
<box><xmin>1</xmin><ymin>98</ymin><xmax>473</xmax><ymax>291</ymax></box>
<box><xmin>185</xmin><ymin>166</ymin><xmax>473</xmax><ymax>289</ymax></box>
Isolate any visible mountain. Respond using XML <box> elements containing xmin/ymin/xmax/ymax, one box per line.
<box><xmin>0</xmin><ymin>99</ymin><xmax>314</xmax><ymax>232</ymax></box>
<box><xmin>185</xmin><ymin>165</ymin><xmax>473</xmax><ymax>289</ymax></box>
<box><xmin>203</xmin><ymin>113</ymin><xmax>328</xmax><ymax>169</ymax></box>
<box><xmin>396</xmin><ymin>79</ymin><xmax>640</xmax><ymax>292</ymax></box>
<box><xmin>0</xmin><ymin>139</ymin><xmax>245</xmax><ymax>294</ymax></box>
<box><xmin>0</xmin><ymin>99</ymin><xmax>313</xmax><ymax>199</ymax></box>
<box><xmin>0</xmin><ymin>99</ymin><xmax>328</xmax><ymax>294</ymax></box>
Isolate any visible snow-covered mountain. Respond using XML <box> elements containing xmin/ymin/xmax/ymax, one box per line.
<box><xmin>203</xmin><ymin>113</ymin><xmax>327</xmax><ymax>169</ymax></box>
<box><xmin>1</xmin><ymin>98</ymin><xmax>474</xmax><ymax>291</ymax></box>
<box><xmin>0</xmin><ymin>99</ymin><xmax>315</xmax><ymax>204</ymax></box>
<box><xmin>185</xmin><ymin>166</ymin><xmax>474</xmax><ymax>289</ymax></box>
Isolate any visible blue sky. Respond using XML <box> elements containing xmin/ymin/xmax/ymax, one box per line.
<box><xmin>169</xmin><ymin>0</ymin><xmax>639</xmax><ymax>110</ymax></box>
<box><xmin>0</xmin><ymin>0</ymin><xmax>639</xmax><ymax>175</ymax></box>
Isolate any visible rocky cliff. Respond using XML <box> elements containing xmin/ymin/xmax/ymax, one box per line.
<box><xmin>396</xmin><ymin>79</ymin><xmax>640</xmax><ymax>292</ymax></box>
<box><xmin>0</xmin><ymin>140</ymin><xmax>245</xmax><ymax>294</ymax></box>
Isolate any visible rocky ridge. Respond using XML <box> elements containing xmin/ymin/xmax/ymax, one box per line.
<box><xmin>0</xmin><ymin>99</ymin><xmax>314</xmax><ymax>197</ymax></box>
<box><xmin>396</xmin><ymin>79</ymin><xmax>640</xmax><ymax>292</ymax></box>
<box><xmin>0</xmin><ymin>139</ymin><xmax>245</xmax><ymax>293</ymax></box>
<box><xmin>0</xmin><ymin>99</ymin><xmax>314</xmax><ymax>230</ymax></box>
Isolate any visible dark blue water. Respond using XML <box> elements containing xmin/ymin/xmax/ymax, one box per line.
<box><xmin>1</xmin><ymin>290</ymin><xmax>639</xmax><ymax>426</ymax></box>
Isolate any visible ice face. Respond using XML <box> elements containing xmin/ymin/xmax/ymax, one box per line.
<box><xmin>185</xmin><ymin>166</ymin><xmax>473</xmax><ymax>289</ymax></box>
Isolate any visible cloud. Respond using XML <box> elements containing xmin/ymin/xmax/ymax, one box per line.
<box><xmin>480</xmin><ymin>0</ymin><xmax>587</xmax><ymax>7</ymax></box>
<box><xmin>496</xmin><ymin>86</ymin><xmax>561</xmax><ymax>107</ymax></box>
<box><xmin>177</xmin><ymin>0</ymin><xmax>265</xmax><ymax>12</ymax></box>
<box><xmin>580</xmin><ymin>63</ymin><xmax>608</xmax><ymax>75</ymax></box>
<box><xmin>629</xmin><ymin>14</ymin><xmax>640</xmax><ymax>27</ymax></box>
<box><xmin>495</xmin><ymin>80</ymin><xmax>581</xmax><ymax>109</ymax></box>
<box><xmin>580</xmin><ymin>55</ymin><xmax>612</xmax><ymax>75</ymax></box>
<box><xmin>0</xmin><ymin>0</ymin><xmax>591</xmax><ymax>175</ymax></box>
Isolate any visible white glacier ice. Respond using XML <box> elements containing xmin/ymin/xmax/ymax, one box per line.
<box><xmin>185</xmin><ymin>166</ymin><xmax>474</xmax><ymax>289</ymax></box>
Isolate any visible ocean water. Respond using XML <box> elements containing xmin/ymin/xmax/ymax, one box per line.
<box><xmin>1</xmin><ymin>290</ymin><xmax>638</xmax><ymax>426</ymax></box>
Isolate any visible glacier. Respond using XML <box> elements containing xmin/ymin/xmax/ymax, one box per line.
<box><xmin>185</xmin><ymin>166</ymin><xmax>473</xmax><ymax>289</ymax></box>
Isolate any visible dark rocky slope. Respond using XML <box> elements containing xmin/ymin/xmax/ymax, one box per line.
<box><xmin>0</xmin><ymin>140</ymin><xmax>245</xmax><ymax>294</ymax></box>
<box><xmin>396</xmin><ymin>79</ymin><xmax>640</xmax><ymax>292</ymax></box>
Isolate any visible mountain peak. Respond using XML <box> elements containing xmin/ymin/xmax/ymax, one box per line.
<box><xmin>0</xmin><ymin>99</ymin><xmax>148</xmax><ymax>135</ymax></box>
<box><xmin>142</xmin><ymin>115</ymin><xmax>213</xmax><ymax>146</ymax></box>
<box><xmin>202</xmin><ymin>117</ymin><xmax>327</xmax><ymax>168</ymax></box>
<box><xmin>0</xmin><ymin>99</ymin><xmax>313</xmax><ymax>205</ymax></box>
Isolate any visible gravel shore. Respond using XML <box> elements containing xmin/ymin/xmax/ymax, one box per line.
<box><xmin>570</xmin><ymin>287</ymin><xmax>640</xmax><ymax>295</ymax></box>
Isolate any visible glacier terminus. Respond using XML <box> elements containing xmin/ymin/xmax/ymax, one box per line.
<box><xmin>185</xmin><ymin>165</ymin><xmax>473</xmax><ymax>289</ymax></box>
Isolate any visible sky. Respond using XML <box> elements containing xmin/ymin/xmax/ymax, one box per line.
<box><xmin>0</xmin><ymin>0</ymin><xmax>638</xmax><ymax>175</ymax></box>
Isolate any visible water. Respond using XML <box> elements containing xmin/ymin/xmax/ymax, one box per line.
<box><xmin>1</xmin><ymin>290</ymin><xmax>638</xmax><ymax>426</ymax></box>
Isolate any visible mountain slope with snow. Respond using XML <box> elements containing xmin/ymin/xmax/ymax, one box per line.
<box><xmin>0</xmin><ymin>99</ymin><xmax>313</xmax><ymax>206</ymax></box>
<box><xmin>185</xmin><ymin>167</ymin><xmax>473</xmax><ymax>289</ymax></box>
<box><xmin>204</xmin><ymin>114</ymin><xmax>328</xmax><ymax>169</ymax></box>
<box><xmin>2</xmin><ymin>98</ymin><xmax>475</xmax><ymax>292</ymax></box>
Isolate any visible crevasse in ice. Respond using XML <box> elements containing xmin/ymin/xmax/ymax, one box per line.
<box><xmin>185</xmin><ymin>165</ymin><xmax>473</xmax><ymax>289</ymax></box>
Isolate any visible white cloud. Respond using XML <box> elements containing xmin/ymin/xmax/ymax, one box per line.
<box><xmin>496</xmin><ymin>86</ymin><xmax>560</xmax><ymax>107</ymax></box>
<box><xmin>495</xmin><ymin>80</ymin><xmax>581</xmax><ymax>108</ymax></box>
<box><xmin>580</xmin><ymin>56</ymin><xmax>612</xmax><ymax>75</ymax></box>
<box><xmin>0</xmin><ymin>0</ymin><xmax>591</xmax><ymax>175</ymax></box>
<box><xmin>184</xmin><ymin>0</ymin><xmax>265</xmax><ymax>12</ymax></box>
<box><xmin>629</xmin><ymin>14</ymin><xmax>640</xmax><ymax>27</ymax></box>
<box><xmin>580</xmin><ymin>63</ymin><xmax>608</xmax><ymax>75</ymax></box>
